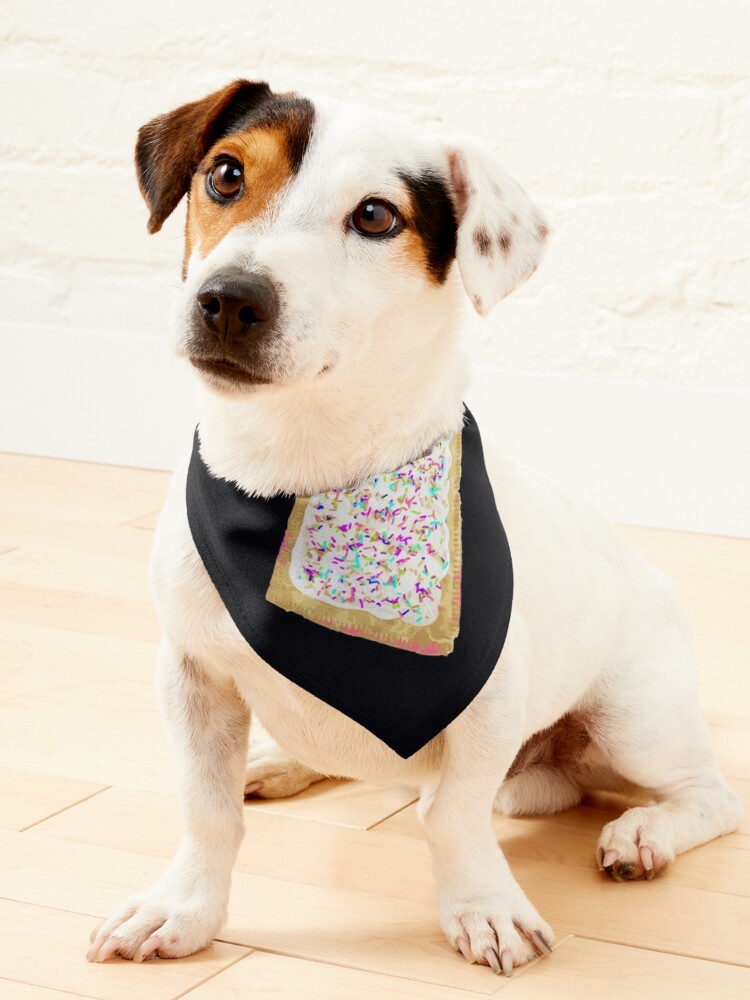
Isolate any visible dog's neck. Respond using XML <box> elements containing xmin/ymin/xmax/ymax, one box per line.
<box><xmin>195</xmin><ymin>318</ymin><xmax>468</xmax><ymax>498</ymax></box>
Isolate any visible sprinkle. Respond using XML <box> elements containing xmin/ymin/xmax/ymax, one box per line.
<box><xmin>288</xmin><ymin>435</ymin><xmax>454</xmax><ymax>626</ymax></box>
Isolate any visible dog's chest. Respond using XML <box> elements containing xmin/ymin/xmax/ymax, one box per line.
<box><xmin>151</xmin><ymin>474</ymin><xmax>436</xmax><ymax>782</ymax></box>
<box><xmin>183</xmin><ymin>412</ymin><xmax>514</xmax><ymax>759</ymax></box>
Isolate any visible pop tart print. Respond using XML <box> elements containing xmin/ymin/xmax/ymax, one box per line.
<box><xmin>266</xmin><ymin>433</ymin><xmax>462</xmax><ymax>655</ymax></box>
<box><xmin>292</xmin><ymin>438</ymin><xmax>454</xmax><ymax>625</ymax></box>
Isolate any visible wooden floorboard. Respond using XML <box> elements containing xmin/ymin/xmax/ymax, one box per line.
<box><xmin>0</xmin><ymin>767</ymin><xmax>106</xmax><ymax>832</ymax></box>
<box><xmin>0</xmin><ymin>451</ymin><xmax>747</xmax><ymax>998</ymax></box>
<box><xmin>185</xmin><ymin>944</ymin><xmax>750</xmax><ymax>1000</ymax></box>
<box><xmin>0</xmin><ymin>898</ymin><xmax>249</xmax><ymax>1000</ymax></box>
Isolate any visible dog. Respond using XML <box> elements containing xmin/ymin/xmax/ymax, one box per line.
<box><xmin>87</xmin><ymin>80</ymin><xmax>742</xmax><ymax>975</ymax></box>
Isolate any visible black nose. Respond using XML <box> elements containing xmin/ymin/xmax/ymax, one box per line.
<box><xmin>195</xmin><ymin>269</ymin><xmax>279</xmax><ymax>348</ymax></box>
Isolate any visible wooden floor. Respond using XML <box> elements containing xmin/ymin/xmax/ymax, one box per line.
<box><xmin>0</xmin><ymin>451</ymin><xmax>748</xmax><ymax>1000</ymax></box>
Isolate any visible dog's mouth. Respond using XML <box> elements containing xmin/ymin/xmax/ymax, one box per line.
<box><xmin>188</xmin><ymin>351</ymin><xmax>338</xmax><ymax>389</ymax></box>
<box><xmin>188</xmin><ymin>356</ymin><xmax>273</xmax><ymax>386</ymax></box>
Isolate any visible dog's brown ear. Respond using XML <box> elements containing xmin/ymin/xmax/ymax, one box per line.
<box><xmin>444</xmin><ymin>134</ymin><xmax>549</xmax><ymax>316</ymax></box>
<box><xmin>135</xmin><ymin>80</ymin><xmax>272</xmax><ymax>234</ymax></box>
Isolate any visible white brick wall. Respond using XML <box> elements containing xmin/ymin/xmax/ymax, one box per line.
<box><xmin>1</xmin><ymin>0</ymin><xmax>749</xmax><ymax>532</ymax></box>
<box><xmin>3</xmin><ymin>0</ymin><xmax>748</xmax><ymax>388</ymax></box>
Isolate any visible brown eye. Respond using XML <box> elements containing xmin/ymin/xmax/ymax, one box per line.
<box><xmin>350</xmin><ymin>199</ymin><xmax>400</xmax><ymax>237</ymax></box>
<box><xmin>207</xmin><ymin>158</ymin><xmax>244</xmax><ymax>201</ymax></box>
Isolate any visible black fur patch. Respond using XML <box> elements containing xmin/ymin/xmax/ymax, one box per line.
<box><xmin>225</xmin><ymin>92</ymin><xmax>315</xmax><ymax>173</ymax></box>
<box><xmin>206</xmin><ymin>82</ymin><xmax>274</xmax><ymax>154</ymax></box>
<box><xmin>399</xmin><ymin>169</ymin><xmax>458</xmax><ymax>283</ymax></box>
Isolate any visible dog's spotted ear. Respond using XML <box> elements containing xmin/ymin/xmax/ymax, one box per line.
<box><xmin>445</xmin><ymin>136</ymin><xmax>549</xmax><ymax>316</ymax></box>
<box><xmin>135</xmin><ymin>80</ymin><xmax>272</xmax><ymax>234</ymax></box>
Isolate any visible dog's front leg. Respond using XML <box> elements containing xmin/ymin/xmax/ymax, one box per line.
<box><xmin>87</xmin><ymin>637</ymin><xmax>249</xmax><ymax>962</ymax></box>
<box><xmin>422</xmin><ymin>691</ymin><xmax>554</xmax><ymax>976</ymax></box>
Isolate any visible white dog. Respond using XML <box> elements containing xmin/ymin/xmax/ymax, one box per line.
<box><xmin>87</xmin><ymin>80</ymin><xmax>742</xmax><ymax>975</ymax></box>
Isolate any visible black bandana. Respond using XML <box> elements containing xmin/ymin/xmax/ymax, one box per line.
<box><xmin>186</xmin><ymin>408</ymin><xmax>512</xmax><ymax>758</ymax></box>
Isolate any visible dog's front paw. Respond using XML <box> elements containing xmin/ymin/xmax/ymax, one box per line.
<box><xmin>440</xmin><ymin>892</ymin><xmax>555</xmax><ymax>975</ymax></box>
<box><xmin>244</xmin><ymin>736</ymin><xmax>324</xmax><ymax>799</ymax></box>
<box><xmin>86</xmin><ymin>883</ymin><xmax>225</xmax><ymax>963</ymax></box>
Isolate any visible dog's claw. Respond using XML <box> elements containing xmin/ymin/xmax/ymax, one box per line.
<box><xmin>134</xmin><ymin>933</ymin><xmax>162</xmax><ymax>963</ymax></box>
<box><xmin>457</xmin><ymin>936</ymin><xmax>474</xmax><ymax>963</ymax></box>
<box><xmin>530</xmin><ymin>930</ymin><xmax>552</xmax><ymax>956</ymax></box>
<box><xmin>90</xmin><ymin>937</ymin><xmax>121</xmax><ymax>963</ymax></box>
<box><xmin>484</xmin><ymin>947</ymin><xmax>502</xmax><ymax>974</ymax></box>
<box><xmin>640</xmin><ymin>845</ymin><xmax>655</xmax><ymax>878</ymax></box>
<box><xmin>85</xmin><ymin>934</ymin><xmax>105</xmax><ymax>962</ymax></box>
<box><xmin>89</xmin><ymin>920</ymin><xmax>104</xmax><ymax>944</ymax></box>
<box><xmin>596</xmin><ymin>846</ymin><xmax>605</xmax><ymax>871</ymax></box>
<box><xmin>501</xmin><ymin>948</ymin><xmax>514</xmax><ymax>977</ymax></box>
<box><xmin>244</xmin><ymin>781</ymin><xmax>263</xmax><ymax>796</ymax></box>
<box><xmin>601</xmin><ymin>849</ymin><xmax>619</xmax><ymax>869</ymax></box>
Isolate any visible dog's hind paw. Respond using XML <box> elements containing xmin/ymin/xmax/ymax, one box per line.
<box><xmin>245</xmin><ymin>736</ymin><xmax>325</xmax><ymax>799</ymax></box>
<box><xmin>596</xmin><ymin>806</ymin><xmax>675</xmax><ymax>881</ymax></box>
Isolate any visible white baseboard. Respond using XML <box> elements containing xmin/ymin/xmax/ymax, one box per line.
<box><xmin>2</xmin><ymin>322</ymin><xmax>748</xmax><ymax>537</ymax></box>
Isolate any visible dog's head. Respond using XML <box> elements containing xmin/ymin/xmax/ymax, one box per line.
<box><xmin>136</xmin><ymin>80</ymin><xmax>548</xmax><ymax>394</ymax></box>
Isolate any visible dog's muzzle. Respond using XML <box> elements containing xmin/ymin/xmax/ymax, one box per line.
<box><xmin>195</xmin><ymin>268</ymin><xmax>279</xmax><ymax>351</ymax></box>
<box><xmin>187</xmin><ymin>268</ymin><xmax>281</xmax><ymax>385</ymax></box>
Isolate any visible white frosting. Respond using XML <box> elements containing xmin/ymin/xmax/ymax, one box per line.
<box><xmin>288</xmin><ymin>435</ymin><xmax>454</xmax><ymax>626</ymax></box>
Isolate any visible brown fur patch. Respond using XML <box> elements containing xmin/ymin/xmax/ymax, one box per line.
<box><xmin>186</xmin><ymin>127</ymin><xmax>294</xmax><ymax>260</ymax></box>
<box><xmin>396</xmin><ymin>228</ymin><xmax>431</xmax><ymax>274</ymax></box>
<box><xmin>135</xmin><ymin>80</ymin><xmax>314</xmax><ymax>247</ymax></box>
<box><xmin>473</xmin><ymin>227</ymin><xmax>493</xmax><ymax>256</ymax></box>
<box><xmin>136</xmin><ymin>80</ymin><xmax>273</xmax><ymax>234</ymax></box>
<box><xmin>447</xmin><ymin>150</ymin><xmax>469</xmax><ymax>221</ymax></box>
<box><xmin>537</xmin><ymin>221</ymin><xmax>549</xmax><ymax>241</ymax></box>
<box><xmin>498</xmin><ymin>230</ymin><xmax>513</xmax><ymax>257</ymax></box>
<box><xmin>506</xmin><ymin>712</ymin><xmax>591</xmax><ymax>780</ymax></box>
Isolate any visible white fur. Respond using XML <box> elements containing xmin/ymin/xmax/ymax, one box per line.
<box><xmin>89</xmin><ymin>92</ymin><xmax>742</xmax><ymax>973</ymax></box>
<box><xmin>447</xmin><ymin>132</ymin><xmax>549</xmax><ymax>315</ymax></box>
